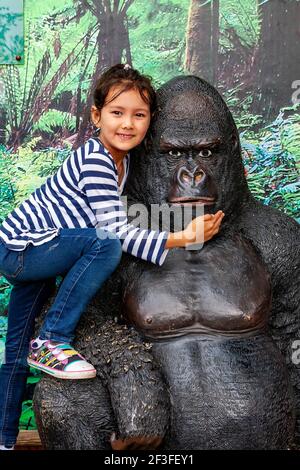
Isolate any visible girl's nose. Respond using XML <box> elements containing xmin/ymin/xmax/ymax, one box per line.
<box><xmin>122</xmin><ymin>116</ymin><xmax>134</xmax><ymax>128</ymax></box>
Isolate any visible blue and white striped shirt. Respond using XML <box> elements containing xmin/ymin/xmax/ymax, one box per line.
<box><xmin>0</xmin><ymin>138</ymin><xmax>169</xmax><ymax>266</ymax></box>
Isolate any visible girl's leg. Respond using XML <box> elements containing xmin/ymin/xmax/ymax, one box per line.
<box><xmin>0</xmin><ymin>279</ymin><xmax>56</xmax><ymax>447</ymax></box>
<box><xmin>16</xmin><ymin>228</ymin><xmax>122</xmax><ymax>342</ymax></box>
<box><xmin>26</xmin><ymin>230</ymin><xmax>122</xmax><ymax>379</ymax></box>
<box><xmin>0</xmin><ymin>228</ymin><xmax>122</xmax><ymax>447</ymax></box>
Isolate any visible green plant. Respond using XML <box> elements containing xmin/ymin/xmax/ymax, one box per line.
<box><xmin>0</xmin><ymin>277</ymin><xmax>12</xmax><ymax>315</ymax></box>
<box><xmin>0</xmin><ymin>145</ymin><xmax>17</xmax><ymax>223</ymax></box>
<box><xmin>32</xmin><ymin>109</ymin><xmax>76</xmax><ymax>135</ymax></box>
<box><xmin>0</xmin><ymin>314</ymin><xmax>41</xmax><ymax>431</ymax></box>
<box><xmin>1</xmin><ymin>138</ymin><xmax>71</xmax><ymax>208</ymax></box>
<box><xmin>241</xmin><ymin>107</ymin><xmax>300</xmax><ymax>220</ymax></box>
<box><xmin>19</xmin><ymin>400</ymin><xmax>37</xmax><ymax>431</ymax></box>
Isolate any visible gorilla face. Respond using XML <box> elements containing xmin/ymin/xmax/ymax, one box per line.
<box><xmin>158</xmin><ymin>92</ymin><xmax>221</xmax><ymax>206</ymax></box>
<box><xmin>127</xmin><ymin>76</ymin><xmax>250</xmax><ymax>226</ymax></box>
<box><xmin>164</xmin><ymin>142</ymin><xmax>219</xmax><ymax>207</ymax></box>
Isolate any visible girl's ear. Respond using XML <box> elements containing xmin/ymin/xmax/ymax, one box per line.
<box><xmin>91</xmin><ymin>105</ymin><xmax>101</xmax><ymax>127</ymax></box>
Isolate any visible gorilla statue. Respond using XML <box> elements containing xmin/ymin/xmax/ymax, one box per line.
<box><xmin>33</xmin><ymin>76</ymin><xmax>300</xmax><ymax>450</ymax></box>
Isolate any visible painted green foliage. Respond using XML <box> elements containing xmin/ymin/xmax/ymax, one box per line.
<box><xmin>0</xmin><ymin>0</ymin><xmax>24</xmax><ymax>64</ymax></box>
<box><xmin>0</xmin><ymin>0</ymin><xmax>297</xmax><ymax>218</ymax></box>
<box><xmin>0</xmin><ymin>314</ymin><xmax>41</xmax><ymax>430</ymax></box>
<box><xmin>0</xmin><ymin>0</ymin><xmax>299</xmax><ymax>431</ymax></box>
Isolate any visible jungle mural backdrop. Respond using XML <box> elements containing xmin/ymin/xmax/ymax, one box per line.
<box><xmin>0</xmin><ymin>0</ymin><xmax>299</xmax><ymax>432</ymax></box>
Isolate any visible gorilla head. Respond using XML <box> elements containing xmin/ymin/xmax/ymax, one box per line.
<box><xmin>127</xmin><ymin>76</ymin><xmax>250</xmax><ymax>225</ymax></box>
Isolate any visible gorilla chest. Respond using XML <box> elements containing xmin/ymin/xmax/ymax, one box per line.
<box><xmin>124</xmin><ymin>235</ymin><xmax>271</xmax><ymax>338</ymax></box>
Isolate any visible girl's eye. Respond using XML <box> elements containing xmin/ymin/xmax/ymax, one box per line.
<box><xmin>168</xmin><ymin>150</ymin><xmax>182</xmax><ymax>157</ymax></box>
<box><xmin>136</xmin><ymin>113</ymin><xmax>145</xmax><ymax>118</ymax></box>
<box><xmin>112</xmin><ymin>111</ymin><xmax>122</xmax><ymax>115</ymax></box>
<box><xmin>199</xmin><ymin>149</ymin><xmax>212</xmax><ymax>158</ymax></box>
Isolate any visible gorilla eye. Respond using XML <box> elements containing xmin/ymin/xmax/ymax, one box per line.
<box><xmin>168</xmin><ymin>150</ymin><xmax>182</xmax><ymax>157</ymax></box>
<box><xmin>199</xmin><ymin>149</ymin><xmax>212</xmax><ymax>158</ymax></box>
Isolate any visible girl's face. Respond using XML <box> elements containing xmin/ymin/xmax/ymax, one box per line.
<box><xmin>91</xmin><ymin>85</ymin><xmax>151</xmax><ymax>160</ymax></box>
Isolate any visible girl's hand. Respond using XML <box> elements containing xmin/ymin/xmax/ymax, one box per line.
<box><xmin>183</xmin><ymin>210</ymin><xmax>224</xmax><ymax>246</ymax></box>
<box><xmin>165</xmin><ymin>211</ymin><xmax>225</xmax><ymax>249</ymax></box>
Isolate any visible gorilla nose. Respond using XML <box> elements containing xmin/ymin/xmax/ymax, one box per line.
<box><xmin>178</xmin><ymin>167</ymin><xmax>205</xmax><ymax>187</ymax></box>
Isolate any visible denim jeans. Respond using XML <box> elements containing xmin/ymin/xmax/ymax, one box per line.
<box><xmin>0</xmin><ymin>228</ymin><xmax>122</xmax><ymax>447</ymax></box>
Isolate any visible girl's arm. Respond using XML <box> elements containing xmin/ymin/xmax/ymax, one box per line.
<box><xmin>79</xmin><ymin>151</ymin><xmax>224</xmax><ymax>266</ymax></box>
<box><xmin>79</xmin><ymin>151</ymin><xmax>168</xmax><ymax>266</ymax></box>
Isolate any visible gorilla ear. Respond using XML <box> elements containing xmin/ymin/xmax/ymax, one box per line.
<box><xmin>231</xmin><ymin>133</ymin><xmax>239</xmax><ymax>151</ymax></box>
<box><xmin>152</xmin><ymin>106</ymin><xmax>161</xmax><ymax>118</ymax></box>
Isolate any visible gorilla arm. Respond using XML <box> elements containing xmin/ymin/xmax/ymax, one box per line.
<box><xmin>77</xmin><ymin>319</ymin><xmax>169</xmax><ymax>449</ymax></box>
<box><xmin>240</xmin><ymin>201</ymin><xmax>300</xmax><ymax>443</ymax></box>
<box><xmin>33</xmin><ymin>375</ymin><xmax>116</xmax><ymax>450</ymax></box>
<box><xmin>74</xmin><ymin>267</ymin><xmax>170</xmax><ymax>449</ymax></box>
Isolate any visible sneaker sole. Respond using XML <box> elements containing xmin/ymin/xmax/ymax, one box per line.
<box><xmin>27</xmin><ymin>358</ymin><xmax>97</xmax><ymax>380</ymax></box>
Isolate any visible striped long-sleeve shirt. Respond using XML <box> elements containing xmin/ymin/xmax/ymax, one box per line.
<box><xmin>0</xmin><ymin>138</ymin><xmax>169</xmax><ymax>266</ymax></box>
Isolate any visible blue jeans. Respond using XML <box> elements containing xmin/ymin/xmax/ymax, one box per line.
<box><xmin>0</xmin><ymin>228</ymin><xmax>122</xmax><ymax>447</ymax></box>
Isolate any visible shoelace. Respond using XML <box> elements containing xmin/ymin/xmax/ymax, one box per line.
<box><xmin>47</xmin><ymin>343</ymin><xmax>70</xmax><ymax>363</ymax></box>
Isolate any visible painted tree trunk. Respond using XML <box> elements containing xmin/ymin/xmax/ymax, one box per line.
<box><xmin>253</xmin><ymin>0</ymin><xmax>300</xmax><ymax>120</ymax></box>
<box><xmin>75</xmin><ymin>6</ymin><xmax>132</xmax><ymax>148</ymax></box>
<box><xmin>185</xmin><ymin>0</ymin><xmax>219</xmax><ymax>85</ymax></box>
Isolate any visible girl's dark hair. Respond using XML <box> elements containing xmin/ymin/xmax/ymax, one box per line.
<box><xmin>93</xmin><ymin>64</ymin><xmax>157</xmax><ymax>115</ymax></box>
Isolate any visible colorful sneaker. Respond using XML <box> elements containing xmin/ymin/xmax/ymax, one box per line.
<box><xmin>27</xmin><ymin>337</ymin><xmax>96</xmax><ymax>380</ymax></box>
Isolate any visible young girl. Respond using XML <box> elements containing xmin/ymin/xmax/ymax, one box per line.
<box><xmin>0</xmin><ymin>64</ymin><xmax>224</xmax><ymax>450</ymax></box>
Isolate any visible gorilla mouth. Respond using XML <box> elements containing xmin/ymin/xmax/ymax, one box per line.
<box><xmin>168</xmin><ymin>197</ymin><xmax>215</xmax><ymax>206</ymax></box>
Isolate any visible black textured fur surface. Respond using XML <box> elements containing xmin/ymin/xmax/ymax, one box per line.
<box><xmin>33</xmin><ymin>75</ymin><xmax>299</xmax><ymax>449</ymax></box>
<box><xmin>154</xmin><ymin>333</ymin><xmax>294</xmax><ymax>450</ymax></box>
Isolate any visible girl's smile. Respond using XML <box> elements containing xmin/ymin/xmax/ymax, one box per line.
<box><xmin>91</xmin><ymin>85</ymin><xmax>151</xmax><ymax>163</ymax></box>
<box><xmin>117</xmin><ymin>133</ymin><xmax>135</xmax><ymax>140</ymax></box>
